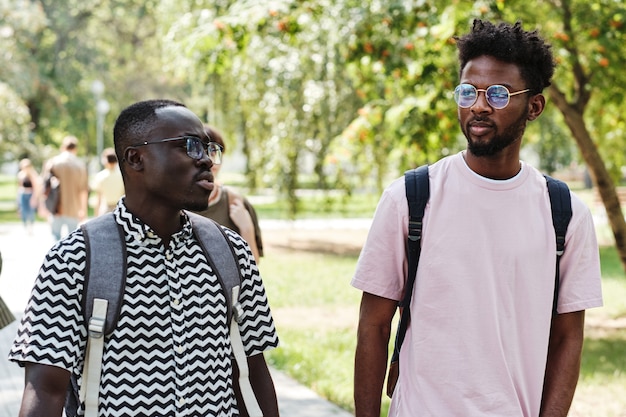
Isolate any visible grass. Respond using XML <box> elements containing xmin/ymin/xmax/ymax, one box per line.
<box><xmin>259</xmin><ymin>250</ymin><xmax>362</xmax><ymax>409</ymax></box>
<box><xmin>252</xmin><ymin>191</ymin><xmax>379</xmax><ymax>220</ymax></box>
<box><xmin>261</xmin><ymin>245</ymin><xmax>626</xmax><ymax>417</ymax></box>
<box><xmin>0</xmin><ymin>176</ymin><xmax>20</xmax><ymax>222</ymax></box>
<box><xmin>1</xmin><ymin>174</ymin><xmax>626</xmax><ymax>415</ymax></box>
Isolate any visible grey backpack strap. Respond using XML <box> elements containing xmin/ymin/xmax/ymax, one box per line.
<box><xmin>69</xmin><ymin>213</ymin><xmax>126</xmax><ymax>417</ymax></box>
<box><xmin>185</xmin><ymin>211</ymin><xmax>260</xmax><ymax>415</ymax></box>
<box><xmin>81</xmin><ymin>213</ymin><xmax>127</xmax><ymax>335</ymax></box>
<box><xmin>186</xmin><ymin>211</ymin><xmax>242</xmax><ymax>321</ymax></box>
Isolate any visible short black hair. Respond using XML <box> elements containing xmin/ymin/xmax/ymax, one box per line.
<box><xmin>113</xmin><ymin>99</ymin><xmax>186</xmax><ymax>164</ymax></box>
<box><xmin>455</xmin><ymin>20</ymin><xmax>555</xmax><ymax>94</ymax></box>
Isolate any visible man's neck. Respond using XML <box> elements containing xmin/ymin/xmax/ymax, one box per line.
<box><xmin>462</xmin><ymin>150</ymin><xmax>522</xmax><ymax>180</ymax></box>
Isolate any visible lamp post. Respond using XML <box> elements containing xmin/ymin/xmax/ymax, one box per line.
<box><xmin>91</xmin><ymin>80</ymin><xmax>110</xmax><ymax>163</ymax></box>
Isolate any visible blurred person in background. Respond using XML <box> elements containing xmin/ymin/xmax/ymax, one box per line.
<box><xmin>42</xmin><ymin>135</ymin><xmax>89</xmax><ymax>241</ymax></box>
<box><xmin>91</xmin><ymin>147</ymin><xmax>125</xmax><ymax>216</ymax></box>
<box><xmin>16</xmin><ymin>158</ymin><xmax>40</xmax><ymax>234</ymax></box>
<box><xmin>194</xmin><ymin>125</ymin><xmax>263</xmax><ymax>263</ymax></box>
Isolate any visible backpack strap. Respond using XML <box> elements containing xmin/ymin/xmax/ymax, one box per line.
<box><xmin>185</xmin><ymin>211</ymin><xmax>262</xmax><ymax>416</ymax></box>
<box><xmin>77</xmin><ymin>213</ymin><xmax>126</xmax><ymax>417</ymax></box>
<box><xmin>390</xmin><ymin>165</ymin><xmax>430</xmax><ymax>363</ymax></box>
<box><xmin>229</xmin><ymin>286</ymin><xmax>263</xmax><ymax>417</ymax></box>
<box><xmin>81</xmin><ymin>213</ymin><xmax>127</xmax><ymax>335</ymax></box>
<box><xmin>75</xmin><ymin>211</ymin><xmax>256</xmax><ymax>416</ymax></box>
<box><xmin>544</xmin><ymin>175</ymin><xmax>572</xmax><ymax>316</ymax></box>
<box><xmin>186</xmin><ymin>211</ymin><xmax>241</xmax><ymax>322</ymax></box>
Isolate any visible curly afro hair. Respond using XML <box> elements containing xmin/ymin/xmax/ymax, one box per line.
<box><xmin>455</xmin><ymin>19</ymin><xmax>555</xmax><ymax>94</ymax></box>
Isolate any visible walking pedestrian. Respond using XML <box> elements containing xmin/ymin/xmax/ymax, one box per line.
<box><xmin>90</xmin><ymin>147</ymin><xmax>125</xmax><ymax>216</ymax></box>
<box><xmin>16</xmin><ymin>158</ymin><xmax>40</xmax><ymax>234</ymax></box>
<box><xmin>352</xmin><ymin>19</ymin><xmax>603</xmax><ymax>417</ymax></box>
<box><xmin>9</xmin><ymin>99</ymin><xmax>280</xmax><ymax>416</ymax></box>
<box><xmin>194</xmin><ymin>125</ymin><xmax>263</xmax><ymax>263</ymax></box>
<box><xmin>42</xmin><ymin>136</ymin><xmax>89</xmax><ymax>240</ymax></box>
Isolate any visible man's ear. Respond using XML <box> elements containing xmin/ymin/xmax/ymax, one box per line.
<box><xmin>527</xmin><ymin>93</ymin><xmax>546</xmax><ymax>121</ymax></box>
<box><xmin>123</xmin><ymin>147</ymin><xmax>144</xmax><ymax>172</ymax></box>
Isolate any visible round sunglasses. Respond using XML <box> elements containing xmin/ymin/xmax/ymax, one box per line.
<box><xmin>454</xmin><ymin>84</ymin><xmax>530</xmax><ymax>109</ymax></box>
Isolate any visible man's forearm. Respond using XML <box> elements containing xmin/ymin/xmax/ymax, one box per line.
<box><xmin>19</xmin><ymin>390</ymin><xmax>65</xmax><ymax>417</ymax></box>
<box><xmin>354</xmin><ymin>325</ymin><xmax>391</xmax><ymax>417</ymax></box>
<box><xmin>248</xmin><ymin>354</ymin><xmax>279</xmax><ymax>417</ymax></box>
<box><xmin>19</xmin><ymin>363</ymin><xmax>70</xmax><ymax>417</ymax></box>
<box><xmin>540</xmin><ymin>311</ymin><xmax>585</xmax><ymax>417</ymax></box>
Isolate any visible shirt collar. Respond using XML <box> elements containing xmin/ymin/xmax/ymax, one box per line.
<box><xmin>112</xmin><ymin>199</ymin><xmax>194</xmax><ymax>245</ymax></box>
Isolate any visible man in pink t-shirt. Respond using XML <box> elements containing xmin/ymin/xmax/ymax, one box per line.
<box><xmin>352</xmin><ymin>20</ymin><xmax>603</xmax><ymax>417</ymax></box>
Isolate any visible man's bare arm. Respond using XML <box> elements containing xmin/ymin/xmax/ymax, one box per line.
<box><xmin>540</xmin><ymin>310</ymin><xmax>585</xmax><ymax>417</ymax></box>
<box><xmin>19</xmin><ymin>363</ymin><xmax>70</xmax><ymax>417</ymax></box>
<box><xmin>354</xmin><ymin>292</ymin><xmax>398</xmax><ymax>417</ymax></box>
<box><xmin>233</xmin><ymin>353</ymin><xmax>279</xmax><ymax>417</ymax></box>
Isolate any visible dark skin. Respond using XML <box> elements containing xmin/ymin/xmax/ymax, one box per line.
<box><xmin>354</xmin><ymin>292</ymin><xmax>397</xmax><ymax>417</ymax></box>
<box><xmin>19</xmin><ymin>105</ymin><xmax>279</xmax><ymax>417</ymax></box>
<box><xmin>458</xmin><ymin>55</ymin><xmax>544</xmax><ymax>179</ymax></box>
<box><xmin>354</xmin><ymin>56</ymin><xmax>586</xmax><ymax>417</ymax></box>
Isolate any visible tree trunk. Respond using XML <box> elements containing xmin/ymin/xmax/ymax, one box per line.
<box><xmin>549</xmin><ymin>86</ymin><xmax>626</xmax><ymax>273</ymax></box>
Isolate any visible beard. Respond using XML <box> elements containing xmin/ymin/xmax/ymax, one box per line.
<box><xmin>464</xmin><ymin>109</ymin><xmax>528</xmax><ymax>157</ymax></box>
<box><xmin>184</xmin><ymin>194</ymin><xmax>210</xmax><ymax>212</ymax></box>
<box><xmin>182</xmin><ymin>187</ymin><xmax>211</xmax><ymax>212</ymax></box>
<box><xmin>185</xmin><ymin>199</ymin><xmax>210</xmax><ymax>212</ymax></box>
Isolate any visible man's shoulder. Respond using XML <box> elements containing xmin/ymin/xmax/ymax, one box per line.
<box><xmin>51</xmin><ymin>153</ymin><xmax>86</xmax><ymax>171</ymax></box>
<box><xmin>47</xmin><ymin>228</ymin><xmax>88</xmax><ymax>264</ymax></box>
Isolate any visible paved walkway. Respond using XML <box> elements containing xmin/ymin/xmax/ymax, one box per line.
<box><xmin>0</xmin><ymin>221</ymin><xmax>354</xmax><ymax>417</ymax></box>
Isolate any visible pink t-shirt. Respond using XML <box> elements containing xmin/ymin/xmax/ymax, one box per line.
<box><xmin>352</xmin><ymin>152</ymin><xmax>603</xmax><ymax>416</ymax></box>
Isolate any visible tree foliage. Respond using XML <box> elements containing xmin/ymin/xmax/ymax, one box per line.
<box><xmin>0</xmin><ymin>0</ymin><xmax>181</xmax><ymax>165</ymax></box>
<box><xmin>1</xmin><ymin>0</ymin><xmax>626</xmax><ymax>268</ymax></box>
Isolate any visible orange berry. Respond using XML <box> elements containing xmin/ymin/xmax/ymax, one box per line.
<box><xmin>556</xmin><ymin>32</ymin><xmax>570</xmax><ymax>41</ymax></box>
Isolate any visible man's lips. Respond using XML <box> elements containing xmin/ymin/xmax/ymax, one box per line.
<box><xmin>469</xmin><ymin>121</ymin><xmax>493</xmax><ymax>136</ymax></box>
<box><xmin>196</xmin><ymin>174</ymin><xmax>214</xmax><ymax>191</ymax></box>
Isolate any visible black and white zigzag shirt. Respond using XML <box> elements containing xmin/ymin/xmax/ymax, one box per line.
<box><xmin>9</xmin><ymin>202</ymin><xmax>279</xmax><ymax>416</ymax></box>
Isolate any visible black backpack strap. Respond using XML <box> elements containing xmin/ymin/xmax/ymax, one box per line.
<box><xmin>544</xmin><ymin>175</ymin><xmax>572</xmax><ymax>316</ymax></box>
<box><xmin>81</xmin><ymin>213</ymin><xmax>127</xmax><ymax>336</ymax></box>
<box><xmin>186</xmin><ymin>211</ymin><xmax>242</xmax><ymax>322</ymax></box>
<box><xmin>390</xmin><ymin>164</ymin><xmax>429</xmax><ymax>363</ymax></box>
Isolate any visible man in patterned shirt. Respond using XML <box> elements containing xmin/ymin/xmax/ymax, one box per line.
<box><xmin>9</xmin><ymin>99</ymin><xmax>280</xmax><ymax>416</ymax></box>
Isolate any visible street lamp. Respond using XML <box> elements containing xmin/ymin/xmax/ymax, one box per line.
<box><xmin>91</xmin><ymin>80</ymin><xmax>110</xmax><ymax>163</ymax></box>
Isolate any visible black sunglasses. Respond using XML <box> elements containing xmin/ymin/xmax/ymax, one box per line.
<box><xmin>132</xmin><ymin>136</ymin><xmax>223</xmax><ymax>163</ymax></box>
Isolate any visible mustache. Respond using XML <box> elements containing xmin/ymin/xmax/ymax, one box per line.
<box><xmin>469</xmin><ymin>116</ymin><xmax>493</xmax><ymax>124</ymax></box>
<box><xmin>195</xmin><ymin>170</ymin><xmax>214</xmax><ymax>182</ymax></box>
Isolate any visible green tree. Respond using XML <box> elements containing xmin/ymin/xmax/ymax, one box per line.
<box><xmin>539</xmin><ymin>0</ymin><xmax>626</xmax><ymax>272</ymax></box>
<box><xmin>0</xmin><ymin>0</ymin><xmax>43</xmax><ymax>161</ymax></box>
<box><xmin>1</xmin><ymin>0</ymin><xmax>185</xmax><ymax>164</ymax></box>
<box><xmin>334</xmin><ymin>0</ymin><xmax>626</xmax><ymax>271</ymax></box>
<box><xmin>170</xmin><ymin>0</ymin><xmax>363</xmax><ymax>217</ymax></box>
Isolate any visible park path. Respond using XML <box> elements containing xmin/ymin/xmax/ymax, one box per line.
<box><xmin>0</xmin><ymin>220</ymin><xmax>359</xmax><ymax>417</ymax></box>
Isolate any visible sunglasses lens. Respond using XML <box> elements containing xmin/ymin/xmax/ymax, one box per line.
<box><xmin>454</xmin><ymin>84</ymin><xmax>477</xmax><ymax>108</ymax></box>
<box><xmin>185</xmin><ymin>137</ymin><xmax>203</xmax><ymax>159</ymax></box>
<box><xmin>185</xmin><ymin>137</ymin><xmax>223</xmax><ymax>163</ymax></box>
<box><xmin>208</xmin><ymin>143</ymin><xmax>222</xmax><ymax>164</ymax></box>
<box><xmin>486</xmin><ymin>85</ymin><xmax>510</xmax><ymax>109</ymax></box>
